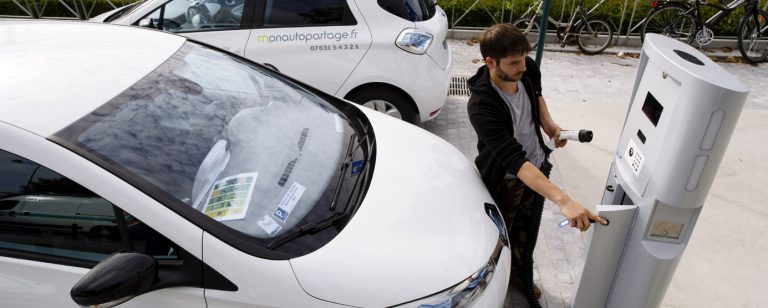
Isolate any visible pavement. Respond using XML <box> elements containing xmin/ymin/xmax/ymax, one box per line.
<box><xmin>419</xmin><ymin>39</ymin><xmax>768</xmax><ymax>307</ymax></box>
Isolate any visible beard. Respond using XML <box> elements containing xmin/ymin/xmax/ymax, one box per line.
<box><xmin>495</xmin><ymin>68</ymin><xmax>523</xmax><ymax>82</ymax></box>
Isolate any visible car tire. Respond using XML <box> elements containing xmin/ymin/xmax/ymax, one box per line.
<box><xmin>347</xmin><ymin>87</ymin><xmax>417</xmax><ymax>124</ymax></box>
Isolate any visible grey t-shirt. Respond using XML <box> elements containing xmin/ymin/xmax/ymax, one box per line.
<box><xmin>492</xmin><ymin>82</ymin><xmax>545</xmax><ymax>178</ymax></box>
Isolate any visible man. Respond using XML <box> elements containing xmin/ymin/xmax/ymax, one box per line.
<box><xmin>466</xmin><ymin>23</ymin><xmax>606</xmax><ymax>306</ymax></box>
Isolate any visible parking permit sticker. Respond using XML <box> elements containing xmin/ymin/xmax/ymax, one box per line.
<box><xmin>203</xmin><ymin>173</ymin><xmax>258</xmax><ymax>221</ymax></box>
<box><xmin>257</xmin><ymin>215</ymin><xmax>282</xmax><ymax>236</ymax></box>
<box><xmin>272</xmin><ymin>182</ymin><xmax>306</xmax><ymax>222</ymax></box>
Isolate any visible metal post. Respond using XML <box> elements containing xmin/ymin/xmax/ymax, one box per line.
<box><xmin>535</xmin><ymin>0</ymin><xmax>552</xmax><ymax>65</ymax></box>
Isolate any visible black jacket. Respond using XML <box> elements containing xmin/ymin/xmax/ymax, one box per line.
<box><xmin>467</xmin><ymin>56</ymin><xmax>552</xmax><ymax>194</ymax></box>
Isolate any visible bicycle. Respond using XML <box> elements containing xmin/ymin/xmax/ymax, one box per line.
<box><xmin>641</xmin><ymin>0</ymin><xmax>768</xmax><ymax>63</ymax></box>
<box><xmin>514</xmin><ymin>0</ymin><xmax>614</xmax><ymax>54</ymax></box>
<box><xmin>558</xmin><ymin>0</ymin><xmax>615</xmax><ymax>54</ymax></box>
<box><xmin>737</xmin><ymin>0</ymin><xmax>768</xmax><ymax>63</ymax></box>
<box><xmin>512</xmin><ymin>0</ymin><xmax>569</xmax><ymax>47</ymax></box>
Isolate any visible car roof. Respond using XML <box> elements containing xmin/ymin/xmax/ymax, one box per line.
<box><xmin>0</xmin><ymin>20</ymin><xmax>186</xmax><ymax>137</ymax></box>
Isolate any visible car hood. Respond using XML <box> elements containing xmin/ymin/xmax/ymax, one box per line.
<box><xmin>289</xmin><ymin>107</ymin><xmax>500</xmax><ymax>307</ymax></box>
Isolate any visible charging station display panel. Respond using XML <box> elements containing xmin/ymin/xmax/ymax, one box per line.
<box><xmin>641</xmin><ymin>93</ymin><xmax>663</xmax><ymax>127</ymax></box>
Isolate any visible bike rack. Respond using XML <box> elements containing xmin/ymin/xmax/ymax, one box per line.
<box><xmin>445</xmin><ymin>0</ymin><xmax>766</xmax><ymax>39</ymax></box>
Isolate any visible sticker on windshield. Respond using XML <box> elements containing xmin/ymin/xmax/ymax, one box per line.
<box><xmin>257</xmin><ymin>215</ymin><xmax>282</xmax><ymax>236</ymax></box>
<box><xmin>351</xmin><ymin>160</ymin><xmax>365</xmax><ymax>175</ymax></box>
<box><xmin>203</xmin><ymin>173</ymin><xmax>258</xmax><ymax>221</ymax></box>
<box><xmin>272</xmin><ymin>182</ymin><xmax>306</xmax><ymax>222</ymax></box>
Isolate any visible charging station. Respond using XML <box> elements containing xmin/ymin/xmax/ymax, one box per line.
<box><xmin>571</xmin><ymin>34</ymin><xmax>750</xmax><ymax>308</ymax></box>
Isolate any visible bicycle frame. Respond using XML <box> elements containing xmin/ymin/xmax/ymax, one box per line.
<box><xmin>518</xmin><ymin>0</ymin><xmax>611</xmax><ymax>33</ymax></box>
<box><xmin>561</xmin><ymin>0</ymin><xmax>611</xmax><ymax>37</ymax></box>
<box><xmin>695</xmin><ymin>0</ymin><xmax>747</xmax><ymax>28</ymax></box>
<box><xmin>655</xmin><ymin>0</ymin><xmax>750</xmax><ymax>30</ymax></box>
<box><xmin>517</xmin><ymin>0</ymin><xmax>568</xmax><ymax>32</ymax></box>
<box><xmin>560</xmin><ymin>3</ymin><xmax>591</xmax><ymax>44</ymax></box>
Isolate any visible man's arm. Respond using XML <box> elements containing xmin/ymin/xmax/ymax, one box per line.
<box><xmin>516</xmin><ymin>162</ymin><xmax>606</xmax><ymax>231</ymax></box>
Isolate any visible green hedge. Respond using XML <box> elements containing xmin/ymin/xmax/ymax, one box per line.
<box><xmin>441</xmin><ymin>0</ymin><xmax>759</xmax><ymax>36</ymax></box>
<box><xmin>0</xmin><ymin>0</ymin><xmax>140</xmax><ymax>19</ymax></box>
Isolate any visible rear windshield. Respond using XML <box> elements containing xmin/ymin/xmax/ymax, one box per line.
<box><xmin>377</xmin><ymin>0</ymin><xmax>436</xmax><ymax>22</ymax></box>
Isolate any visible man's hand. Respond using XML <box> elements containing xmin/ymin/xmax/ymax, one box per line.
<box><xmin>558</xmin><ymin>199</ymin><xmax>608</xmax><ymax>231</ymax></box>
<box><xmin>552</xmin><ymin>127</ymin><xmax>567</xmax><ymax>148</ymax></box>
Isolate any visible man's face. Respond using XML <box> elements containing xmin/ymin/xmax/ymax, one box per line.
<box><xmin>488</xmin><ymin>53</ymin><xmax>527</xmax><ymax>82</ymax></box>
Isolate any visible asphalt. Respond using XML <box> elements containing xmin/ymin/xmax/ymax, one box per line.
<box><xmin>419</xmin><ymin>39</ymin><xmax>768</xmax><ymax>307</ymax></box>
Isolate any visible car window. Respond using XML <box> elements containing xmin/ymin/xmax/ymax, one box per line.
<box><xmin>142</xmin><ymin>0</ymin><xmax>246</xmax><ymax>33</ymax></box>
<box><xmin>263</xmin><ymin>0</ymin><xmax>356</xmax><ymax>27</ymax></box>
<box><xmin>0</xmin><ymin>150</ymin><xmax>178</xmax><ymax>264</ymax></box>
<box><xmin>0</xmin><ymin>151</ymin><xmax>38</xmax><ymax>199</ymax></box>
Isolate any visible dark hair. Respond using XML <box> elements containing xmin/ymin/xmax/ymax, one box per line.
<box><xmin>479</xmin><ymin>23</ymin><xmax>532</xmax><ymax>62</ymax></box>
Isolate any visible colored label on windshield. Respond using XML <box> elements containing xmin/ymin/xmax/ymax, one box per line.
<box><xmin>203</xmin><ymin>173</ymin><xmax>258</xmax><ymax>221</ymax></box>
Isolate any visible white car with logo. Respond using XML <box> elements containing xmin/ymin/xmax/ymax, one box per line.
<box><xmin>92</xmin><ymin>0</ymin><xmax>452</xmax><ymax>124</ymax></box>
<box><xmin>0</xmin><ymin>20</ymin><xmax>508</xmax><ymax>307</ymax></box>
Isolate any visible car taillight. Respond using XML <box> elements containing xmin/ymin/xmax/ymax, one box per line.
<box><xmin>651</xmin><ymin>1</ymin><xmax>660</xmax><ymax>8</ymax></box>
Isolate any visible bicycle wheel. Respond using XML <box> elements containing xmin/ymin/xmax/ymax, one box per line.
<box><xmin>513</xmin><ymin>18</ymin><xmax>540</xmax><ymax>48</ymax></box>
<box><xmin>641</xmin><ymin>4</ymin><xmax>696</xmax><ymax>44</ymax></box>
<box><xmin>737</xmin><ymin>10</ymin><xmax>768</xmax><ymax>64</ymax></box>
<box><xmin>576</xmin><ymin>19</ymin><xmax>613</xmax><ymax>54</ymax></box>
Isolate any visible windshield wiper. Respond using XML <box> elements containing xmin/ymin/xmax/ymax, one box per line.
<box><xmin>266</xmin><ymin>212</ymin><xmax>350</xmax><ymax>250</ymax></box>
<box><xmin>328</xmin><ymin>134</ymin><xmax>357</xmax><ymax>211</ymax></box>
<box><xmin>268</xmin><ymin>123</ymin><xmax>374</xmax><ymax>250</ymax></box>
<box><xmin>329</xmin><ymin>122</ymin><xmax>373</xmax><ymax>211</ymax></box>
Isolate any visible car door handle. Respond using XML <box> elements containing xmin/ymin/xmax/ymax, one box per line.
<box><xmin>22</xmin><ymin>211</ymin><xmax>30</xmax><ymax>216</ymax></box>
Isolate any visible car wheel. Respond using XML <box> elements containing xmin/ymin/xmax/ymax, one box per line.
<box><xmin>347</xmin><ymin>87</ymin><xmax>417</xmax><ymax>123</ymax></box>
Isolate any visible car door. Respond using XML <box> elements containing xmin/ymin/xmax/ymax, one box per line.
<box><xmin>0</xmin><ymin>145</ymin><xmax>206</xmax><ymax>307</ymax></box>
<box><xmin>244</xmin><ymin>0</ymin><xmax>371</xmax><ymax>95</ymax></box>
<box><xmin>136</xmin><ymin>0</ymin><xmax>257</xmax><ymax>56</ymax></box>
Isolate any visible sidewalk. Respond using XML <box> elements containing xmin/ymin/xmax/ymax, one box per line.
<box><xmin>422</xmin><ymin>39</ymin><xmax>768</xmax><ymax>307</ymax></box>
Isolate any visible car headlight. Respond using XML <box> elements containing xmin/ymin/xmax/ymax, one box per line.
<box><xmin>395</xmin><ymin>29</ymin><xmax>433</xmax><ymax>55</ymax></box>
<box><xmin>396</xmin><ymin>238</ymin><xmax>504</xmax><ymax>308</ymax></box>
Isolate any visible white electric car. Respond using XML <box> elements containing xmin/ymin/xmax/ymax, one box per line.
<box><xmin>0</xmin><ymin>21</ymin><xmax>508</xmax><ymax>307</ymax></box>
<box><xmin>91</xmin><ymin>0</ymin><xmax>452</xmax><ymax>124</ymax></box>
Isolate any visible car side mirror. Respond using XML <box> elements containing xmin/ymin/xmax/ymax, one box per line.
<box><xmin>138</xmin><ymin>18</ymin><xmax>154</xmax><ymax>28</ymax></box>
<box><xmin>70</xmin><ymin>253</ymin><xmax>158</xmax><ymax>307</ymax></box>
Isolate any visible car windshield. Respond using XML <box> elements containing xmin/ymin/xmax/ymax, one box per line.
<box><xmin>54</xmin><ymin>41</ymin><xmax>372</xmax><ymax>258</ymax></box>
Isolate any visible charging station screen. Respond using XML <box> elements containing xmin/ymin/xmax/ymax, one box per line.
<box><xmin>642</xmin><ymin>92</ymin><xmax>664</xmax><ymax>126</ymax></box>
